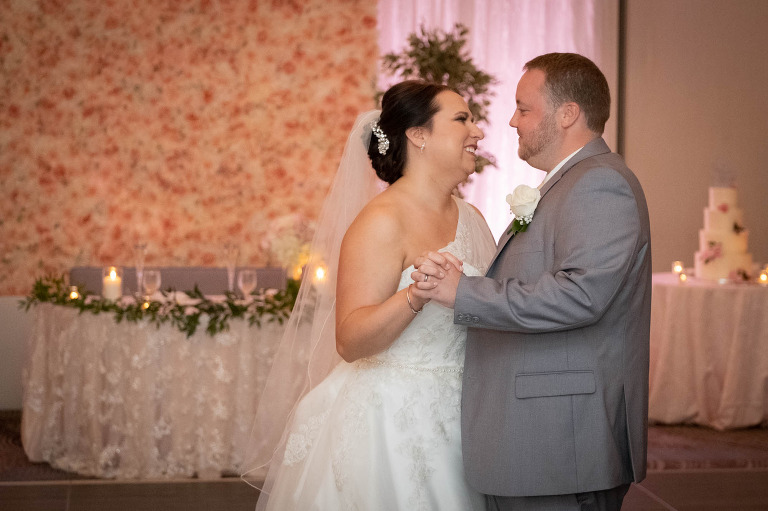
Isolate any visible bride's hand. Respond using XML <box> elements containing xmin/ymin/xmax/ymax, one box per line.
<box><xmin>411</xmin><ymin>256</ymin><xmax>462</xmax><ymax>308</ymax></box>
<box><xmin>411</xmin><ymin>258</ymin><xmax>441</xmax><ymax>286</ymax></box>
<box><xmin>414</xmin><ymin>251</ymin><xmax>463</xmax><ymax>277</ymax></box>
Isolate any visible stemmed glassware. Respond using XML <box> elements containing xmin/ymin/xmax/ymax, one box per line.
<box><xmin>142</xmin><ymin>269</ymin><xmax>162</xmax><ymax>298</ymax></box>
<box><xmin>223</xmin><ymin>243</ymin><xmax>240</xmax><ymax>293</ymax></box>
<box><xmin>237</xmin><ymin>269</ymin><xmax>258</xmax><ymax>300</ymax></box>
<box><xmin>133</xmin><ymin>242</ymin><xmax>147</xmax><ymax>296</ymax></box>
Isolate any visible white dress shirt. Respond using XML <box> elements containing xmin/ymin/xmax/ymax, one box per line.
<box><xmin>538</xmin><ymin>147</ymin><xmax>583</xmax><ymax>189</ymax></box>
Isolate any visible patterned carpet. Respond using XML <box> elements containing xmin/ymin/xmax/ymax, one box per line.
<box><xmin>2</xmin><ymin>409</ymin><xmax>768</xmax><ymax>481</ymax></box>
<box><xmin>647</xmin><ymin>422</ymin><xmax>768</xmax><ymax>471</ymax></box>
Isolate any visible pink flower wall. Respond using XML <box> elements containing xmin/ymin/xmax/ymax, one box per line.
<box><xmin>0</xmin><ymin>0</ymin><xmax>378</xmax><ymax>295</ymax></box>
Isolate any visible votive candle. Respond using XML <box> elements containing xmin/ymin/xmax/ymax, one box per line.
<box><xmin>672</xmin><ymin>261</ymin><xmax>684</xmax><ymax>275</ymax></box>
<box><xmin>314</xmin><ymin>265</ymin><xmax>327</xmax><ymax>284</ymax></box>
<box><xmin>102</xmin><ymin>266</ymin><xmax>123</xmax><ymax>300</ymax></box>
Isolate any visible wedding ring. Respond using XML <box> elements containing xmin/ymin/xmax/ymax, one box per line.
<box><xmin>424</xmin><ymin>274</ymin><xmax>429</xmax><ymax>282</ymax></box>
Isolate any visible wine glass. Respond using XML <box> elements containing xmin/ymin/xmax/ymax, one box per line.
<box><xmin>223</xmin><ymin>243</ymin><xmax>240</xmax><ymax>292</ymax></box>
<box><xmin>142</xmin><ymin>269</ymin><xmax>162</xmax><ymax>297</ymax></box>
<box><xmin>237</xmin><ymin>269</ymin><xmax>258</xmax><ymax>299</ymax></box>
<box><xmin>133</xmin><ymin>242</ymin><xmax>147</xmax><ymax>295</ymax></box>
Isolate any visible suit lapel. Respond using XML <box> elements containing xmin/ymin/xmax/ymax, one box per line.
<box><xmin>486</xmin><ymin>138</ymin><xmax>612</xmax><ymax>275</ymax></box>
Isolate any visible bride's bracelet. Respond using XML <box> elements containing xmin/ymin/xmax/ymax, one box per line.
<box><xmin>406</xmin><ymin>285</ymin><xmax>423</xmax><ymax>314</ymax></box>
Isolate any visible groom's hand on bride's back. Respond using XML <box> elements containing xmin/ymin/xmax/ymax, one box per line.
<box><xmin>411</xmin><ymin>251</ymin><xmax>463</xmax><ymax>308</ymax></box>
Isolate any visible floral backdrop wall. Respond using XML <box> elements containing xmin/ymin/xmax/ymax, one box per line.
<box><xmin>0</xmin><ymin>0</ymin><xmax>378</xmax><ymax>295</ymax></box>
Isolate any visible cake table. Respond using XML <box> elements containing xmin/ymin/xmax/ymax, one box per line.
<box><xmin>649</xmin><ymin>273</ymin><xmax>768</xmax><ymax>429</ymax></box>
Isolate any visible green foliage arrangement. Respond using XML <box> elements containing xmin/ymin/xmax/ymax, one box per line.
<box><xmin>20</xmin><ymin>274</ymin><xmax>300</xmax><ymax>338</ymax></box>
<box><xmin>380</xmin><ymin>23</ymin><xmax>499</xmax><ymax>173</ymax></box>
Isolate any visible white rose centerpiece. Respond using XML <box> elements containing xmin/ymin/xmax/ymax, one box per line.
<box><xmin>259</xmin><ymin>214</ymin><xmax>315</xmax><ymax>280</ymax></box>
<box><xmin>506</xmin><ymin>184</ymin><xmax>541</xmax><ymax>235</ymax></box>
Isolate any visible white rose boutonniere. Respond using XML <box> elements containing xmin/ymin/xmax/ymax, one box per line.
<box><xmin>506</xmin><ymin>184</ymin><xmax>541</xmax><ymax>235</ymax></box>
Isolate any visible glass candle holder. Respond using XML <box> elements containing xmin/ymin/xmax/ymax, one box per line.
<box><xmin>678</xmin><ymin>272</ymin><xmax>688</xmax><ymax>284</ymax></box>
<box><xmin>102</xmin><ymin>266</ymin><xmax>123</xmax><ymax>301</ymax></box>
<box><xmin>68</xmin><ymin>286</ymin><xmax>80</xmax><ymax>300</ymax></box>
<box><xmin>758</xmin><ymin>270</ymin><xmax>768</xmax><ymax>286</ymax></box>
<box><xmin>672</xmin><ymin>261</ymin><xmax>684</xmax><ymax>275</ymax></box>
<box><xmin>290</xmin><ymin>264</ymin><xmax>304</xmax><ymax>281</ymax></box>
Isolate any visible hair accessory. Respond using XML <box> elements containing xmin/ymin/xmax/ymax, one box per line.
<box><xmin>370</xmin><ymin>120</ymin><xmax>390</xmax><ymax>156</ymax></box>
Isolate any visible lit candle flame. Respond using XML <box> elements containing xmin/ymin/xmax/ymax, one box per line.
<box><xmin>109</xmin><ymin>267</ymin><xmax>118</xmax><ymax>280</ymax></box>
<box><xmin>672</xmin><ymin>261</ymin><xmax>684</xmax><ymax>274</ymax></box>
<box><xmin>315</xmin><ymin>266</ymin><xmax>326</xmax><ymax>282</ymax></box>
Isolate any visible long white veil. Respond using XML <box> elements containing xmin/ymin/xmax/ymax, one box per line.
<box><xmin>241</xmin><ymin>110</ymin><xmax>385</xmax><ymax>498</ymax></box>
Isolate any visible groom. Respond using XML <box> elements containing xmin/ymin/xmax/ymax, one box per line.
<box><xmin>413</xmin><ymin>53</ymin><xmax>651</xmax><ymax>510</ymax></box>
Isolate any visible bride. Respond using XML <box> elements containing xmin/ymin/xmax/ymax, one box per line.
<box><xmin>242</xmin><ymin>80</ymin><xmax>496</xmax><ymax>510</ymax></box>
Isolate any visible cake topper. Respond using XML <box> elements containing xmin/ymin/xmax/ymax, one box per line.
<box><xmin>710</xmin><ymin>160</ymin><xmax>736</xmax><ymax>188</ymax></box>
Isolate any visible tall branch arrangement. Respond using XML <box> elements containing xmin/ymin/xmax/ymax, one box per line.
<box><xmin>380</xmin><ymin>23</ymin><xmax>499</xmax><ymax>174</ymax></box>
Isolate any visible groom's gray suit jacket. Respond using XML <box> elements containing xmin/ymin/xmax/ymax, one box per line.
<box><xmin>455</xmin><ymin>138</ymin><xmax>651</xmax><ymax>497</ymax></box>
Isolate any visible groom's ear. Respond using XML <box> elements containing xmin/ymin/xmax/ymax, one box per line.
<box><xmin>559</xmin><ymin>102</ymin><xmax>581</xmax><ymax>129</ymax></box>
<box><xmin>405</xmin><ymin>126</ymin><xmax>425</xmax><ymax>148</ymax></box>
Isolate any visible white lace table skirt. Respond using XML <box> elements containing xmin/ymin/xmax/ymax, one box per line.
<box><xmin>649</xmin><ymin>273</ymin><xmax>768</xmax><ymax>430</ymax></box>
<box><xmin>21</xmin><ymin>303</ymin><xmax>285</xmax><ymax>479</ymax></box>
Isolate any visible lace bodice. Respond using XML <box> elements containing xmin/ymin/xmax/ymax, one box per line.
<box><xmin>361</xmin><ymin>198</ymin><xmax>492</xmax><ymax>373</ymax></box>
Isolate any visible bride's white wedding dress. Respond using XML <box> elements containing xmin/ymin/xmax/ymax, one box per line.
<box><xmin>260</xmin><ymin>198</ymin><xmax>495</xmax><ymax>511</ymax></box>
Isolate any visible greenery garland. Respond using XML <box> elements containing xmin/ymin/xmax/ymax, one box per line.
<box><xmin>19</xmin><ymin>274</ymin><xmax>300</xmax><ymax>338</ymax></box>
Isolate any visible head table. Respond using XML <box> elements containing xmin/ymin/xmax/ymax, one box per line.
<box><xmin>22</xmin><ymin>299</ymin><xmax>286</xmax><ymax>479</ymax></box>
<box><xmin>23</xmin><ymin>270</ymin><xmax>767</xmax><ymax>478</ymax></box>
<box><xmin>649</xmin><ymin>272</ymin><xmax>768</xmax><ymax>430</ymax></box>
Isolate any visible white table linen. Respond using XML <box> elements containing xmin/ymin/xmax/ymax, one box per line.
<box><xmin>22</xmin><ymin>302</ymin><xmax>285</xmax><ymax>478</ymax></box>
<box><xmin>649</xmin><ymin>273</ymin><xmax>768</xmax><ymax>430</ymax></box>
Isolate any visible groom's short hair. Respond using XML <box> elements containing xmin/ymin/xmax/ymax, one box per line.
<box><xmin>524</xmin><ymin>53</ymin><xmax>610</xmax><ymax>135</ymax></box>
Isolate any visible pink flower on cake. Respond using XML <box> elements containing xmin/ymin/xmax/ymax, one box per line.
<box><xmin>702</xmin><ymin>241</ymin><xmax>723</xmax><ymax>264</ymax></box>
<box><xmin>717</xmin><ymin>203</ymin><xmax>729</xmax><ymax>213</ymax></box>
<box><xmin>728</xmin><ymin>268</ymin><xmax>750</xmax><ymax>282</ymax></box>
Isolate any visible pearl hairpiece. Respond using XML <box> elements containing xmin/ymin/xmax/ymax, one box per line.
<box><xmin>370</xmin><ymin>120</ymin><xmax>390</xmax><ymax>155</ymax></box>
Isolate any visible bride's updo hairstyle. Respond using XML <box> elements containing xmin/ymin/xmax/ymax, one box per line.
<box><xmin>368</xmin><ymin>80</ymin><xmax>452</xmax><ymax>184</ymax></box>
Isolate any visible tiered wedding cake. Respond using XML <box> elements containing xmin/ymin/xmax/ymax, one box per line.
<box><xmin>694</xmin><ymin>186</ymin><xmax>753</xmax><ymax>281</ymax></box>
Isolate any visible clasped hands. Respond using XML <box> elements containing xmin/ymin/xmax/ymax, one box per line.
<box><xmin>410</xmin><ymin>251</ymin><xmax>464</xmax><ymax>309</ymax></box>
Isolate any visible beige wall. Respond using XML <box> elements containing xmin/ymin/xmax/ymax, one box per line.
<box><xmin>624</xmin><ymin>0</ymin><xmax>768</xmax><ymax>273</ymax></box>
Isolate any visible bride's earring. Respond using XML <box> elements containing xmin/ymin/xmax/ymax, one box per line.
<box><xmin>420</xmin><ymin>142</ymin><xmax>426</xmax><ymax>154</ymax></box>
